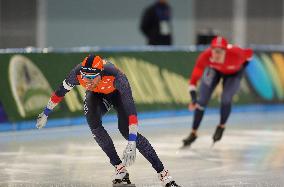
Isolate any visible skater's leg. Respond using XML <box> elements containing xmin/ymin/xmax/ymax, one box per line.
<box><xmin>183</xmin><ymin>68</ymin><xmax>221</xmax><ymax>147</ymax></box>
<box><xmin>112</xmin><ymin>86</ymin><xmax>180</xmax><ymax>186</ymax></box>
<box><xmin>220</xmin><ymin>70</ymin><xmax>243</xmax><ymax>125</ymax></box>
<box><xmin>136</xmin><ymin>134</ymin><xmax>165</xmax><ymax>172</ymax></box>
<box><xmin>117</xmin><ymin>115</ymin><xmax>181</xmax><ymax>186</ymax></box>
<box><xmin>110</xmin><ymin>90</ymin><xmax>164</xmax><ymax>172</ymax></box>
<box><xmin>116</xmin><ymin>111</ymin><xmax>165</xmax><ymax>173</ymax></box>
<box><xmin>193</xmin><ymin>68</ymin><xmax>221</xmax><ymax>131</ymax></box>
<box><xmin>84</xmin><ymin>91</ymin><xmax>121</xmax><ymax>166</ymax></box>
<box><xmin>213</xmin><ymin>70</ymin><xmax>244</xmax><ymax>143</ymax></box>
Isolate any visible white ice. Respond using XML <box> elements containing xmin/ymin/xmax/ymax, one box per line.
<box><xmin>1</xmin><ymin>110</ymin><xmax>284</xmax><ymax>187</ymax></box>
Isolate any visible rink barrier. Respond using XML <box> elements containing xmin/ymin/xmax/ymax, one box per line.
<box><xmin>1</xmin><ymin>44</ymin><xmax>284</xmax><ymax>54</ymax></box>
<box><xmin>0</xmin><ymin>45</ymin><xmax>284</xmax><ymax>130</ymax></box>
<box><xmin>0</xmin><ymin>104</ymin><xmax>284</xmax><ymax>131</ymax></box>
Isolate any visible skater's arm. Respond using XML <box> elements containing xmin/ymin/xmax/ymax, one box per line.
<box><xmin>114</xmin><ymin>73</ymin><xmax>138</xmax><ymax>141</ymax></box>
<box><xmin>114</xmin><ymin>73</ymin><xmax>138</xmax><ymax>166</ymax></box>
<box><xmin>241</xmin><ymin>48</ymin><xmax>253</xmax><ymax>67</ymax></box>
<box><xmin>36</xmin><ymin>64</ymin><xmax>81</xmax><ymax>129</ymax></box>
<box><xmin>231</xmin><ymin>46</ymin><xmax>253</xmax><ymax>67</ymax></box>
<box><xmin>44</xmin><ymin>64</ymin><xmax>81</xmax><ymax>115</ymax></box>
<box><xmin>243</xmin><ymin>48</ymin><xmax>253</xmax><ymax>60</ymax></box>
<box><xmin>188</xmin><ymin>51</ymin><xmax>208</xmax><ymax>106</ymax></box>
<box><xmin>189</xmin><ymin>51</ymin><xmax>208</xmax><ymax>87</ymax></box>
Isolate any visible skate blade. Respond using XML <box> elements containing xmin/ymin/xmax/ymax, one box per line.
<box><xmin>180</xmin><ymin>145</ymin><xmax>190</xmax><ymax>150</ymax></box>
<box><xmin>113</xmin><ymin>184</ymin><xmax>136</xmax><ymax>187</ymax></box>
<box><xmin>180</xmin><ymin>142</ymin><xmax>192</xmax><ymax>149</ymax></box>
<box><xmin>211</xmin><ymin>140</ymin><xmax>220</xmax><ymax>148</ymax></box>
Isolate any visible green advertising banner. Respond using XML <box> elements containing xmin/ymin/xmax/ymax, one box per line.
<box><xmin>0</xmin><ymin>50</ymin><xmax>283</xmax><ymax>123</ymax></box>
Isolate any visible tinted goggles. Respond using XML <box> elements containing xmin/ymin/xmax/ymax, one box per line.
<box><xmin>80</xmin><ymin>71</ymin><xmax>100</xmax><ymax>80</ymax></box>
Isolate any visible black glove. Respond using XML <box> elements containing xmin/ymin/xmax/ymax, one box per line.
<box><xmin>189</xmin><ymin>90</ymin><xmax>197</xmax><ymax>104</ymax></box>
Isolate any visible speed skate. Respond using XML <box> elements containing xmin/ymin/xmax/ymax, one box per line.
<box><xmin>113</xmin><ymin>172</ymin><xmax>136</xmax><ymax>187</ymax></box>
<box><xmin>112</xmin><ymin>180</ymin><xmax>136</xmax><ymax>186</ymax></box>
<box><xmin>112</xmin><ymin>177</ymin><xmax>135</xmax><ymax>187</ymax></box>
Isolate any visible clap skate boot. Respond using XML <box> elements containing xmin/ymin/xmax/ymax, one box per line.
<box><xmin>182</xmin><ymin>132</ymin><xmax>197</xmax><ymax>147</ymax></box>
<box><xmin>213</xmin><ymin>125</ymin><xmax>225</xmax><ymax>143</ymax></box>
<box><xmin>113</xmin><ymin>164</ymin><xmax>135</xmax><ymax>186</ymax></box>
<box><xmin>158</xmin><ymin>169</ymin><xmax>181</xmax><ymax>187</ymax></box>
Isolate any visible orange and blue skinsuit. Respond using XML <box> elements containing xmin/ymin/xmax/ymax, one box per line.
<box><xmin>44</xmin><ymin>61</ymin><xmax>164</xmax><ymax>172</ymax></box>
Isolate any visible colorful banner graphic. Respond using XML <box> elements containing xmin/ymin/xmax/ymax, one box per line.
<box><xmin>246</xmin><ymin>53</ymin><xmax>284</xmax><ymax>101</ymax></box>
<box><xmin>0</xmin><ymin>50</ymin><xmax>283</xmax><ymax>124</ymax></box>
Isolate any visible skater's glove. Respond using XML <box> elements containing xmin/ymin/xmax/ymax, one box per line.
<box><xmin>36</xmin><ymin>107</ymin><xmax>52</xmax><ymax>129</ymax></box>
<box><xmin>122</xmin><ymin>141</ymin><xmax>136</xmax><ymax>167</ymax></box>
<box><xmin>36</xmin><ymin>112</ymin><xmax>48</xmax><ymax>129</ymax></box>
<box><xmin>188</xmin><ymin>85</ymin><xmax>197</xmax><ymax>111</ymax></box>
<box><xmin>188</xmin><ymin>85</ymin><xmax>197</xmax><ymax>104</ymax></box>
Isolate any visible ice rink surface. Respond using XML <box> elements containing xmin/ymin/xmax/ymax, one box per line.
<box><xmin>1</xmin><ymin>110</ymin><xmax>284</xmax><ymax>187</ymax></box>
